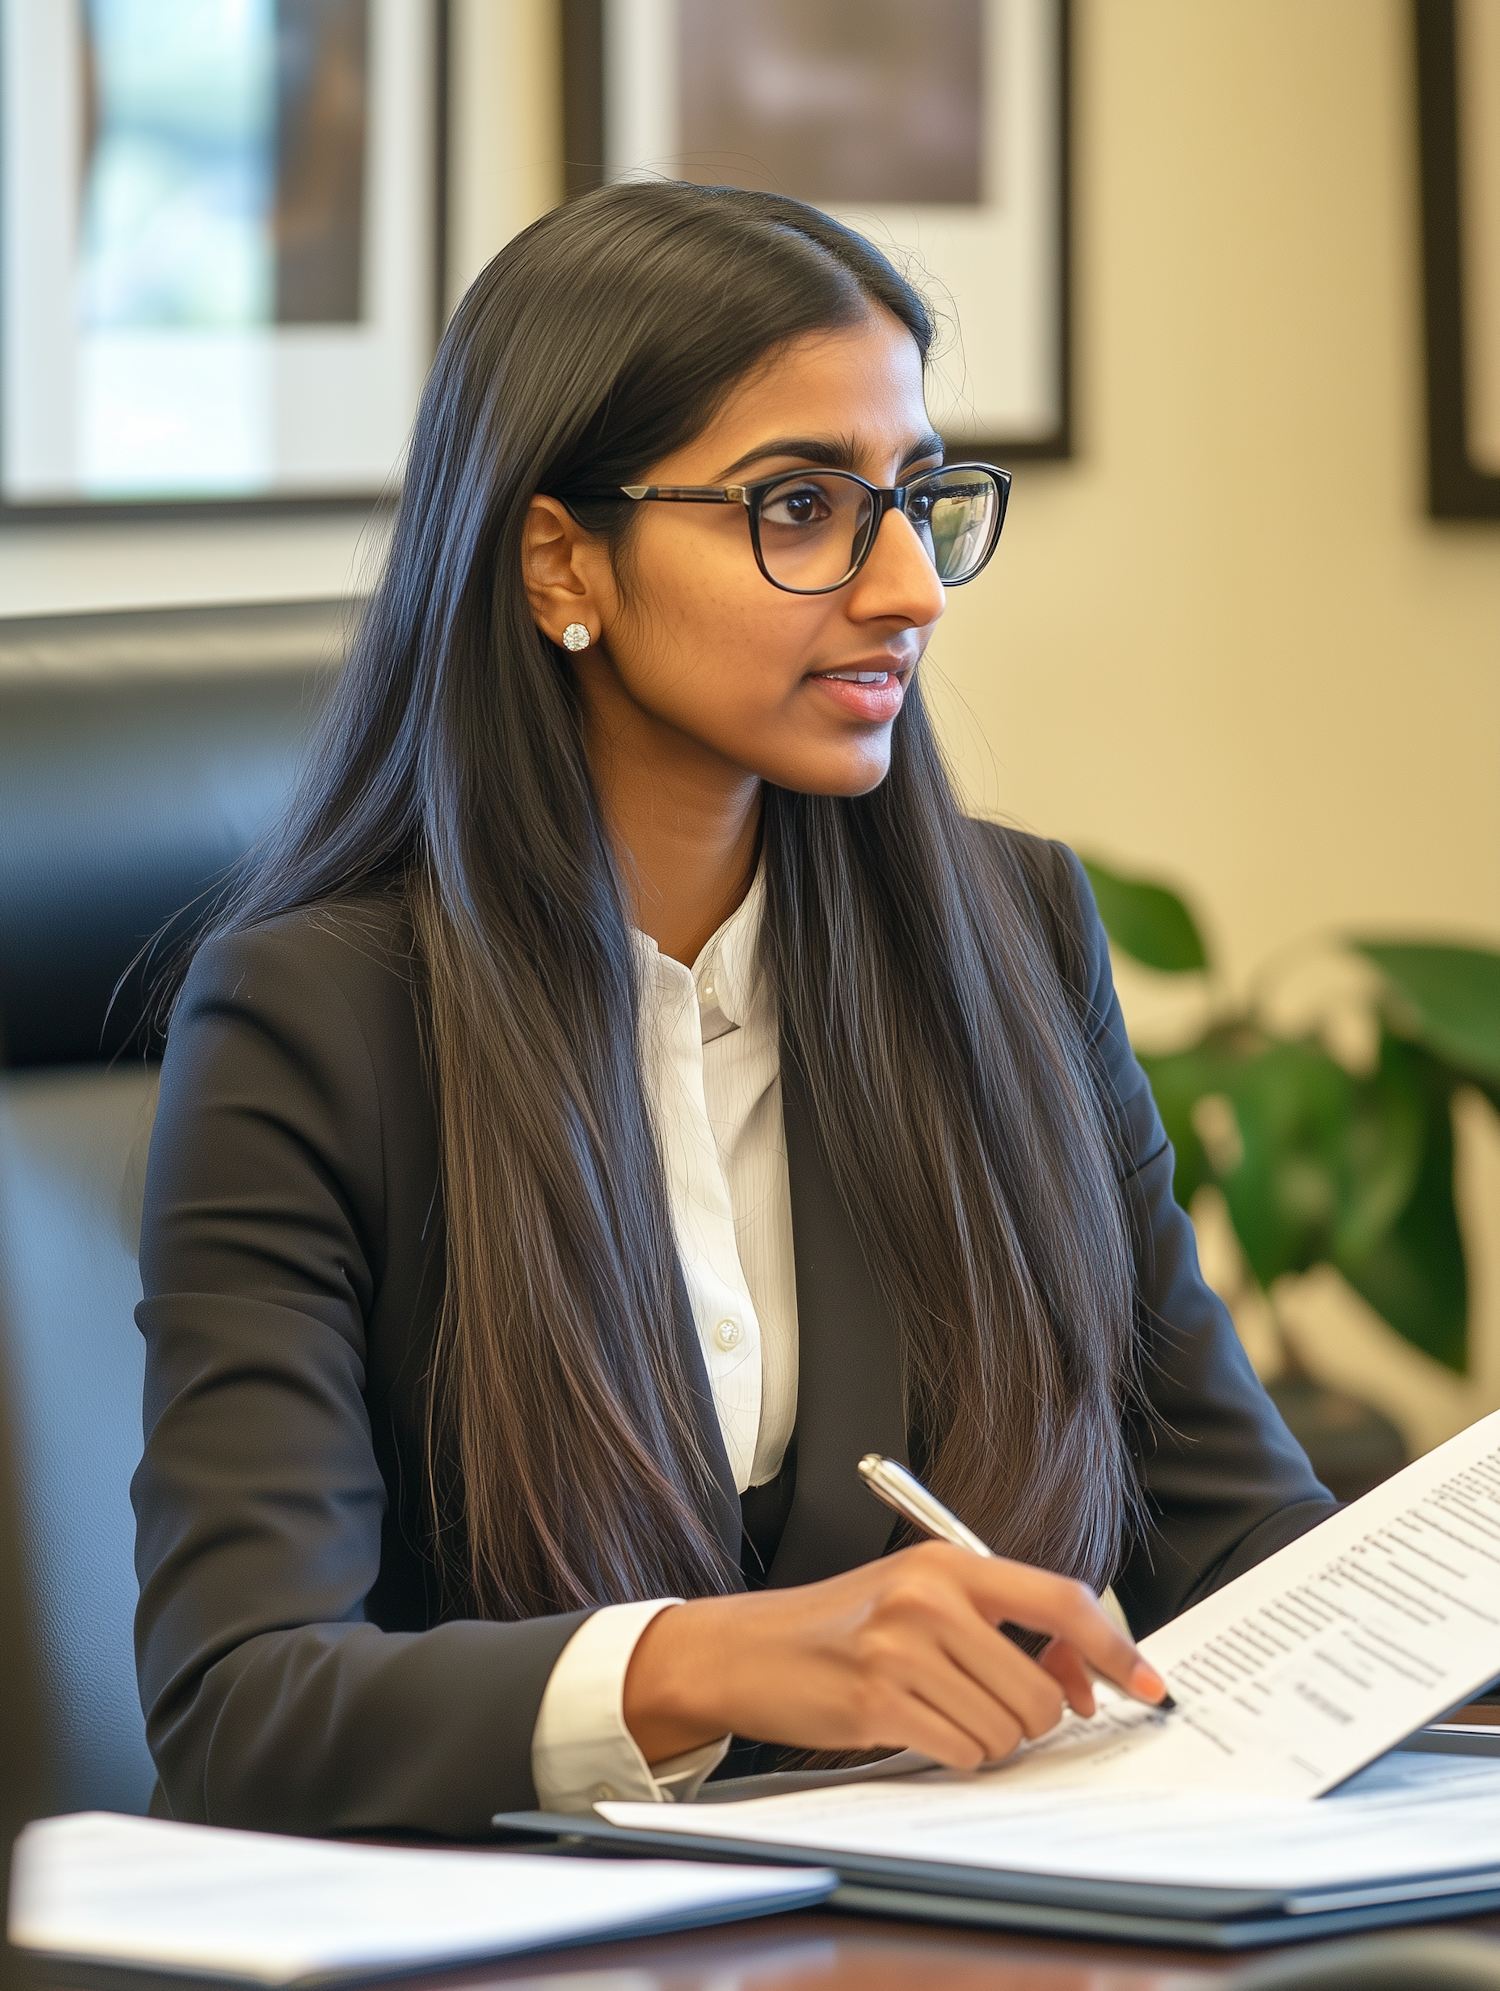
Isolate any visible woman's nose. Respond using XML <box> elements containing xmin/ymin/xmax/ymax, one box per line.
<box><xmin>848</xmin><ymin>506</ymin><xmax>947</xmax><ymax>626</ymax></box>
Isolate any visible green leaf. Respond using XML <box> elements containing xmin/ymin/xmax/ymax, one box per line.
<box><xmin>1143</xmin><ymin>1027</ymin><xmax>1469</xmax><ymax>1371</ymax></box>
<box><xmin>1144</xmin><ymin>1032</ymin><xmax>1427</xmax><ymax>1292</ymax></box>
<box><xmin>1328</xmin><ymin>1030</ymin><xmax>1426</xmax><ymax>1266</ymax></box>
<box><xmin>1138</xmin><ymin>1040</ymin><xmax>1240</xmax><ymax>1209</ymax></box>
<box><xmin>1217</xmin><ymin>1040</ymin><xmax>1353</xmax><ymax>1286</ymax></box>
<box><xmin>1353</xmin><ymin>943</ymin><xmax>1500</xmax><ymax>1084</ymax></box>
<box><xmin>1080</xmin><ymin>856</ymin><xmax>1209</xmax><ymax>974</ymax></box>
<box><xmin>1339</xmin><ymin>1037</ymin><xmax>1468</xmax><ymax>1372</ymax></box>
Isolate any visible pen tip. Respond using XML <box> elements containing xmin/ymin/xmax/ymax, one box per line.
<box><xmin>1157</xmin><ymin>1693</ymin><xmax>1177</xmax><ymax>1713</ymax></box>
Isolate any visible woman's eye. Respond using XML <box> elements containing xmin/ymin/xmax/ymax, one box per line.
<box><xmin>907</xmin><ymin>494</ymin><xmax>936</xmax><ymax>525</ymax></box>
<box><xmin>763</xmin><ymin>485</ymin><xmax>832</xmax><ymax>527</ymax></box>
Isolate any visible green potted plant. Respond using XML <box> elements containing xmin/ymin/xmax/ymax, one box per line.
<box><xmin>1080</xmin><ymin>854</ymin><xmax>1500</xmax><ymax>1498</ymax></box>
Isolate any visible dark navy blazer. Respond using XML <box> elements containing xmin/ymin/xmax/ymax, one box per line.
<box><xmin>132</xmin><ymin>831</ymin><xmax>1333</xmax><ymax>1838</ymax></box>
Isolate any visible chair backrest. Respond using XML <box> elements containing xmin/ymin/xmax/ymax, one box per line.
<box><xmin>0</xmin><ymin>599</ymin><xmax>343</xmax><ymax>1814</ymax></box>
<box><xmin>1</xmin><ymin>1316</ymin><xmax>50</xmax><ymax>1991</ymax></box>
<box><xmin>0</xmin><ymin>599</ymin><xmax>349</xmax><ymax>1069</ymax></box>
<box><xmin>0</xmin><ymin>1069</ymin><xmax>159</xmax><ymax>1814</ymax></box>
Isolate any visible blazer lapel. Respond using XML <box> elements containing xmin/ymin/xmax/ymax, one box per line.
<box><xmin>669</xmin><ymin>1263</ymin><xmax>743</xmax><ymax>1572</ymax></box>
<box><xmin>766</xmin><ymin>1052</ymin><xmax>908</xmax><ymax>1587</ymax></box>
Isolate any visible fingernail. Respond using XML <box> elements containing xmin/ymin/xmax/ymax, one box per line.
<box><xmin>1130</xmin><ymin>1660</ymin><xmax>1171</xmax><ymax>1706</ymax></box>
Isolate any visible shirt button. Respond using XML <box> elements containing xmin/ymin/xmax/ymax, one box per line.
<box><xmin>594</xmin><ymin>1784</ymin><xmax>616</xmax><ymax>1802</ymax></box>
<box><xmin>713</xmin><ymin>1317</ymin><xmax>743</xmax><ymax>1351</ymax></box>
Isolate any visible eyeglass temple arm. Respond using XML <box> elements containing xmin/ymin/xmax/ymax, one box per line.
<box><xmin>619</xmin><ymin>485</ymin><xmax>748</xmax><ymax>504</ymax></box>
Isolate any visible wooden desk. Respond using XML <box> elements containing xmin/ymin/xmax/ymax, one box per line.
<box><xmin>423</xmin><ymin>1905</ymin><xmax>1500</xmax><ymax>1991</ymax></box>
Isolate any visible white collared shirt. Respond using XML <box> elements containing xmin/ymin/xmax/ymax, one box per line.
<box><xmin>530</xmin><ymin>872</ymin><xmax>798</xmax><ymax>1812</ymax></box>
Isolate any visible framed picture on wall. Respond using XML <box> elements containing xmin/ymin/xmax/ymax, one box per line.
<box><xmin>1416</xmin><ymin>0</ymin><xmax>1500</xmax><ymax>518</ymax></box>
<box><xmin>562</xmin><ymin>0</ymin><xmax>1070</xmax><ymax>460</ymax></box>
<box><xmin>0</xmin><ymin>0</ymin><xmax>446</xmax><ymax>522</ymax></box>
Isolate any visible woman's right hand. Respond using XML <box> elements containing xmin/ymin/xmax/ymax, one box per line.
<box><xmin>622</xmin><ymin>1541</ymin><xmax>1168</xmax><ymax>1770</ymax></box>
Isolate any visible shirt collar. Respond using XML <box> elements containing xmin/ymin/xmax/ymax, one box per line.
<box><xmin>694</xmin><ymin>862</ymin><xmax>764</xmax><ymax>1030</ymax></box>
<box><xmin>625</xmin><ymin>864</ymin><xmax>760</xmax><ymax>1051</ymax></box>
<box><xmin>629</xmin><ymin>863</ymin><xmax>766</xmax><ymax>1042</ymax></box>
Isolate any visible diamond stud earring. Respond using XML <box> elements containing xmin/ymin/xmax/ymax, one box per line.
<box><xmin>561</xmin><ymin>623</ymin><xmax>591</xmax><ymax>653</ymax></box>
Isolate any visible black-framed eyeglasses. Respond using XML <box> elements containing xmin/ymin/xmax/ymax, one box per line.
<box><xmin>564</xmin><ymin>463</ymin><xmax>1011</xmax><ymax>595</ymax></box>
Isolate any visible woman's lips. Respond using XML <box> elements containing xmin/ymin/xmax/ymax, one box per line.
<box><xmin>808</xmin><ymin>667</ymin><xmax>907</xmax><ymax>723</ymax></box>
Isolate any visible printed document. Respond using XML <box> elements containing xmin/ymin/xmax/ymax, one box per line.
<box><xmin>602</xmin><ymin>1410</ymin><xmax>1500</xmax><ymax>1886</ymax></box>
<box><xmin>607</xmin><ymin>1748</ymin><xmax>1500</xmax><ymax>1898</ymax></box>
<box><xmin>10</xmin><ymin>1812</ymin><xmax>834</xmax><ymax>1983</ymax></box>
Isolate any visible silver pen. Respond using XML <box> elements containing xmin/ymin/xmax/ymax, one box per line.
<box><xmin>857</xmin><ymin>1452</ymin><xmax>1175</xmax><ymax>1711</ymax></box>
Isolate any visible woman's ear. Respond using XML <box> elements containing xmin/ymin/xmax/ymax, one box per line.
<box><xmin>521</xmin><ymin>496</ymin><xmax>607</xmax><ymax>649</ymax></box>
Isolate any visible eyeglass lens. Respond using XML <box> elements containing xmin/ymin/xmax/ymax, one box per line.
<box><xmin>754</xmin><ymin>466</ymin><xmax>999</xmax><ymax>592</ymax></box>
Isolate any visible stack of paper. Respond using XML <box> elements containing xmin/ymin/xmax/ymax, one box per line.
<box><xmin>603</xmin><ymin>1742</ymin><xmax>1500</xmax><ymax>1902</ymax></box>
<box><xmin>9</xmin><ymin>1812</ymin><xmax>835</xmax><ymax>1984</ymax></box>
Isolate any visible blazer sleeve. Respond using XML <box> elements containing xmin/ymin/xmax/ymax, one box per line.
<box><xmin>132</xmin><ymin>919</ymin><xmax>590</xmax><ymax>1838</ymax></box>
<box><xmin>1049</xmin><ymin>846</ymin><xmax>1338</xmax><ymax>1634</ymax></box>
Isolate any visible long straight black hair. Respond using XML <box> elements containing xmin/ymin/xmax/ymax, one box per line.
<box><xmin>198</xmin><ymin>181</ymin><xmax>1141</xmax><ymax>1618</ymax></box>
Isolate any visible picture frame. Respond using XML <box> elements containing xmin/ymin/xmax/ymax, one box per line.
<box><xmin>1415</xmin><ymin>0</ymin><xmax>1500</xmax><ymax>518</ymax></box>
<box><xmin>0</xmin><ymin>0</ymin><xmax>449</xmax><ymax>524</ymax></box>
<box><xmin>561</xmin><ymin>0</ymin><xmax>1071</xmax><ymax>462</ymax></box>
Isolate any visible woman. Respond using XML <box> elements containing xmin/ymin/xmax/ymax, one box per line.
<box><xmin>133</xmin><ymin>181</ymin><xmax>1332</xmax><ymax>1837</ymax></box>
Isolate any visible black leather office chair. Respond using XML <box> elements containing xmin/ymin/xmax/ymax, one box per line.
<box><xmin>0</xmin><ymin>598</ymin><xmax>343</xmax><ymax>1816</ymax></box>
<box><xmin>1</xmin><ymin>1328</ymin><xmax>48</xmax><ymax>1990</ymax></box>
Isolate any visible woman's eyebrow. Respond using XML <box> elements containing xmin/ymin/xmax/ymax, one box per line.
<box><xmin>715</xmin><ymin>430</ymin><xmax>946</xmax><ymax>479</ymax></box>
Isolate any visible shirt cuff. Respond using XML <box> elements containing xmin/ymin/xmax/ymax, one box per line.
<box><xmin>530</xmin><ymin>1598</ymin><xmax>731</xmax><ymax>1815</ymax></box>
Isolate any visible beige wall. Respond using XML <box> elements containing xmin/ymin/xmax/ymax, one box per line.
<box><xmin>445</xmin><ymin>0</ymin><xmax>562</xmax><ymax>309</ymax></box>
<box><xmin>925</xmin><ymin>0</ymin><xmax>1500</xmax><ymax>1453</ymax></box>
